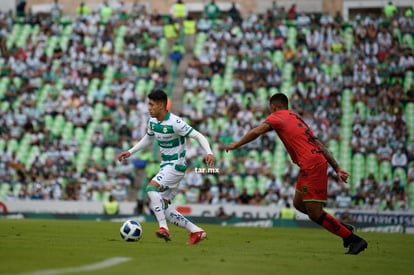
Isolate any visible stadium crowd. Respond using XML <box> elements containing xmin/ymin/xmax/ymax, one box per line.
<box><xmin>0</xmin><ymin>1</ymin><xmax>413</xmax><ymax>213</ymax></box>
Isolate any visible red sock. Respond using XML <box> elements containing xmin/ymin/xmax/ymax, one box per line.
<box><xmin>316</xmin><ymin>211</ymin><xmax>352</xmax><ymax>239</ymax></box>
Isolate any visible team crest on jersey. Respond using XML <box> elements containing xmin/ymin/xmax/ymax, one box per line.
<box><xmin>163</xmin><ymin>126</ymin><xmax>168</xmax><ymax>133</ymax></box>
<box><xmin>302</xmin><ymin>186</ymin><xmax>308</xmax><ymax>194</ymax></box>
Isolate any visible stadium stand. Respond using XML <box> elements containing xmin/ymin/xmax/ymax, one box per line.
<box><xmin>179</xmin><ymin>4</ymin><xmax>414</xmax><ymax>210</ymax></box>
<box><xmin>0</xmin><ymin>2</ymin><xmax>413</xmax><ymax>213</ymax></box>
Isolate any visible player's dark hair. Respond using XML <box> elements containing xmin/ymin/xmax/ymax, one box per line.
<box><xmin>269</xmin><ymin>93</ymin><xmax>289</xmax><ymax>107</ymax></box>
<box><xmin>148</xmin><ymin>89</ymin><xmax>168</xmax><ymax>105</ymax></box>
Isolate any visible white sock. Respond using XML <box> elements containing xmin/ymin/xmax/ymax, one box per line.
<box><xmin>147</xmin><ymin>191</ymin><xmax>168</xmax><ymax>229</ymax></box>
<box><xmin>165</xmin><ymin>207</ymin><xmax>203</xmax><ymax>233</ymax></box>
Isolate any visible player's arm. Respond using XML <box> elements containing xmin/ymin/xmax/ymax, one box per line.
<box><xmin>188</xmin><ymin>129</ymin><xmax>215</xmax><ymax>167</ymax></box>
<box><xmin>313</xmin><ymin>138</ymin><xmax>350</xmax><ymax>183</ymax></box>
<box><xmin>313</xmin><ymin>138</ymin><xmax>340</xmax><ymax>171</ymax></box>
<box><xmin>116</xmin><ymin>134</ymin><xmax>154</xmax><ymax>161</ymax></box>
<box><xmin>225</xmin><ymin>122</ymin><xmax>272</xmax><ymax>151</ymax></box>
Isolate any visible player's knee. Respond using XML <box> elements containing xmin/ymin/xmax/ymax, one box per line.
<box><xmin>307</xmin><ymin>212</ymin><xmax>320</xmax><ymax>222</ymax></box>
<box><xmin>306</xmin><ymin>208</ymin><xmax>324</xmax><ymax>222</ymax></box>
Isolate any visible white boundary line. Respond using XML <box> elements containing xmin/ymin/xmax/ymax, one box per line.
<box><xmin>13</xmin><ymin>257</ymin><xmax>131</xmax><ymax>275</ymax></box>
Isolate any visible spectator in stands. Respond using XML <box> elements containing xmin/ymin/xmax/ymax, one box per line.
<box><xmin>263</xmin><ymin>174</ymin><xmax>281</xmax><ymax>204</ymax></box>
<box><xmin>99</xmin><ymin>1</ymin><xmax>113</xmax><ymax>22</ymax></box>
<box><xmin>76</xmin><ymin>2</ymin><xmax>91</xmax><ymax>18</ymax></box>
<box><xmin>363</xmin><ymin>194</ymin><xmax>381</xmax><ymax>211</ymax></box>
<box><xmin>391</xmin><ymin>144</ymin><xmax>408</xmax><ymax>172</ymax></box>
<box><xmin>170</xmin><ymin>0</ymin><xmax>187</xmax><ymax>22</ymax></box>
<box><xmin>283</xmin><ymin>45</ymin><xmax>296</xmax><ymax>62</ymax></box>
<box><xmin>104</xmin><ymin>194</ymin><xmax>119</xmax><ymax>215</ymax></box>
<box><xmin>280</xmin><ymin>202</ymin><xmax>296</xmax><ymax>219</ymax></box>
<box><xmin>50</xmin><ymin>0</ymin><xmax>63</xmax><ymax>22</ymax></box>
<box><xmin>399</xmin><ymin>49</ymin><xmax>414</xmax><ymax>70</ymax></box>
<box><xmin>335</xmin><ymin>188</ymin><xmax>353</xmax><ymax>209</ymax></box>
<box><xmin>377</xmin><ymin>139</ymin><xmax>393</xmax><ymax>162</ymax></box>
<box><xmin>287</xmin><ymin>4</ymin><xmax>297</xmax><ymax>20</ymax></box>
<box><xmin>197</xmin><ymin>14</ymin><xmax>212</xmax><ymax>33</ymax></box>
<box><xmin>209</xmin><ymin>54</ymin><xmax>224</xmax><ymax>75</ymax></box>
<box><xmin>377</xmin><ymin>26</ymin><xmax>393</xmax><ymax>60</ymax></box>
<box><xmin>306</xmin><ymin>28</ymin><xmax>321</xmax><ymax>52</ymax></box>
<box><xmin>198</xmin><ymin>178</ymin><xmax>213</xmax><ymax>204</ymax></box>
<box><xmin>16</xmin><ymin>0</ymin><xmax>26</xmax><ymax>17</ymax></box>
<box><xmin>391</xmin><ymin>173</ymin><xmax>404</xmax><ymax>189</ymax></box>
<box><xmin>350</xmin><ymin>128</ymin><xmax>366</xmax><ymax>155</ymax></box>
<box><xmin>250</xmin><ymin>189</ymin><xmax>264</xmax><ymax>205</ymax></box>
<box><xmin>132</xmin><ymin>0</ymin><xmax>146</xmax><ymax>15</ymax></box>
<box><xmin>204</xmin><ymin>0</ymin><xmax>221</xmax><ymax>21</ymax></box>
<box><xmin>327</xmin><ymin>173</ymin><xmax>341</xmax><ymax>207</ymax></box>
<box><xmin>118</xmin><ymin>121</ymin><xmax>132</xmax><ymax>143</ymax></box>
<box><xmin>221</xmin><ymin>179</ymin><xmax>238</xmax><ymax>204</ymax></box>
<box><xmin>384</xmin><ymin>2</ymin><xmax>398</xmax><ymax>19</ymax></box>
<box><xmin>168</xmin><ymin>41</ymin><xmax>185</xmax><ymax>65</ymax></box>
<box><xmin>18</xmin><ymin>184</ymin><xmax>30</xmax><ymax>199</ymax></box>
<box><xmin>228</xmin><ymin>2</ymin><xmax>241</xmax><ymax>24</ymax></box>
<box><xmin>243</xmin><ymin>154</ymin><xmax>260</xmax><ymax>177</ymax></box>
<box><xmin>237</xmin><ymin>188</ymin><xmax>252</xmax><ymax>205</ymax></box>
<box><xmin>30</xmin><ymin>183</ymin><xmax>45</xmax><ymax>200</ymax></box>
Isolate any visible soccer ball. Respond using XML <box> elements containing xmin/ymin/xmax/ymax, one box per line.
<box><xmin>120</xmin><ymin>220</ymin><xmax>143</xmax><ymax>242</ymax></box>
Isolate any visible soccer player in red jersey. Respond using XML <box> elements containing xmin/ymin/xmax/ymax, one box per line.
<box><xmin>226</xmin><ymin>93</ymin><xmax>367</xmax><ymax>255</ymax></box>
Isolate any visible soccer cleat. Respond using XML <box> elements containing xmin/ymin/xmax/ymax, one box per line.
<box><xmin>155</xmin><ymin>227</ymin><xmax>171</xmax><ymax>242</ymax></box>
<box><xmin>187</xmin><ymin>231</ymin><xmax>207</xmax><ymax>245</ymax></box>
<box><xmin>345</xmin><ymin>235</ymin><xmax>368</xmax><ymax>255</ymax></box>
<box><xmin>341</xmin><ymin>222</ymin><xmax>356</xmax><ymax>248</ymax></box>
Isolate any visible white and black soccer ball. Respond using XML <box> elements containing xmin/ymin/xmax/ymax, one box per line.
<box><xmin>120</xmin><ymin>220</ymin><xmax>143</xmax><ymax>242</ymax></box>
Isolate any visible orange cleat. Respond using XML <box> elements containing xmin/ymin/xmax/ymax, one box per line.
<box><xmin>155</xmin><ymin>227</ymin><xmax>171</xmax><ymax>242</ymax></box>
<box><xmin>187</xmin><ymin>231</ymin><xmax>207</xmax><ymax>245</ymax></box>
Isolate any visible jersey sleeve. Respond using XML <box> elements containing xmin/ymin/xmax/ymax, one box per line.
<box><xmin>264</xmin><ymin>113</ymin><xmax>282</xmax><ymax>130</ymax></box>
<box><xmin>174</xmin><ymin>117</ymin><xmax>193</xmax><ymax>137</ymax></box>
<box><xmin>146</xmin><ymin>119</ymin><xmax>155</xmax><ymax>136</ymax></box>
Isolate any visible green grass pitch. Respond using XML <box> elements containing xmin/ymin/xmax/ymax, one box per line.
<box><xmin>0</xmin><ymin>219</ymin><xmax>413</xmax><ymax>275</ymax></box>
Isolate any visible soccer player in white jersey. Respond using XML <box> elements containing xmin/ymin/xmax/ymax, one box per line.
<box><xmin>117</xmin><ymin>89</ymin><xmax>215</xmax><ymax>245</ymax></box>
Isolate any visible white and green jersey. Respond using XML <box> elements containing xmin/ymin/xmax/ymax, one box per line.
<box><xmin>147</xmin><ymin>112</ymin><xmax>192</xmax><ymax>172</ymax></box>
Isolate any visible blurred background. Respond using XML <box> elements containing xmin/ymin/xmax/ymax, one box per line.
<box><xmin>0</xmin><ymin>0</ymin><xmax>413</xmax><ymax>219</ymax></box>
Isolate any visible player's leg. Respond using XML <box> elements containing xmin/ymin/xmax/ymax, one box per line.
<box><xmin>304</xmin><ymin>201</ymin><xmax>353</xmax><ymax>239</ymax></box>
<box><xmin>162</xmin><ymin>176</ymin><xmax>206</xmax><ymax>245</ymax></box>
<box><xmin>164</xmin><ymin>206</ymin><xmax>201</xmax><ymax>232</ymax></box>
<box><xmin>164</xmin><ymin>206</ymin><xmax>207</xmax><ymax>245</ymax></box>
<box><xmin>297</xmin><ymin>163</ymin><xmax>367</xmax><ymax>254</ymax></box>
<box><xmin>147</xmin><ymin>166</ymin><xmax>182</xmax><ymax>241</ymax></box>
<box><xmin>292</xmin><ymin>190</ymin><xmax>308</xmax><ymax>214</ymax></box>
<box><xmin>305</xmin><ymin>200</ymin><xmax>367</xmax><ymax>254</ymax></box>
<box><xmin>296</xmin><ymin>163</ymin><xmax>351</xmax><ymax>236</ymax></box>
<box><xmin>294</xmin><ymin>190</ymin><xmax>355</xmax><ymax>232</ymax></box>
<box><xmin>146</xmin><ymin>179</ymin><xmax>171</xmax><ymax>240</ymax></box>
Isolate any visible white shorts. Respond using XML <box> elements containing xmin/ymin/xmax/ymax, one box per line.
<box><xmin>151</xmin><ymin>164</ymin><xmax>185</xmax><ymax>200</ymax></box>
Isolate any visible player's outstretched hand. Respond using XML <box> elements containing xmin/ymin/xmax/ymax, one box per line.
<box><xmin>337</xmin><ymin>168</ymin><xmax>350</xmax><ymax>184</ymax></box>
<box><xmin>117</xmin><ymin>151</ymin><xmax>131</xmax><ymax>162</ymax></box>
<box><xmin>205</xmin><ymin>154</ymin><xmax>215</xmax><ymax>167</ymax></box>
<box><xmin>225</xmin><ymin>142</ymin><xmax>238</xmax><ymax>152</ymax></box>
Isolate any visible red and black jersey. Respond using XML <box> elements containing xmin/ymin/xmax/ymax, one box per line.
<box><xmin>264</xmin><ymin>110</ymin><xmax>325</xmax><ymax>168</ymax></box>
